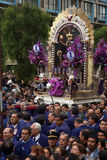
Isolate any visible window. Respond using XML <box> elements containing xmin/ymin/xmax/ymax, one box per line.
<box><xmin>84</xmin><ymin>2</ymin><xmax>92</xmax><ymax>17</ymax></box>
<box><xmin>24</xmin><ymin>0</ymin><xmax>38</xmax><ymax>6</ymax></box>
<box><xmin>99</xmin><ymin>0</ymin><xmax>106</xmax><ymax>3</ymax></box>
<box><xmin>98</xmin><ymin>5</ymin><xmax>106</xmax><ymax>19</ymax></box>
<box><xmin>41</xmin><ymin>0</ymin><xmax>44</xmax><ymax>8</ymax></box>
<box><xmin>61</xmin><ymin>0</ymin><xmax>77</xmax><ymax>10</ymax></box>
<box><xmin>46</xmin><ymin>0</ymin><xmax>58</xmax><ymax>11</ymax></box>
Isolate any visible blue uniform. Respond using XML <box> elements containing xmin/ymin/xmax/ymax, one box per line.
<box><xmin>19</xmin><ymin>137</ymin><xmax>36</xmax><ymax>156</ymax></box>
<box><xmin>8</xmin><ymin>121</ymin><xmax>24</xmax><ymax>140</ymax></box>
<box><xmin>41</xmin><ymin>124</ymin><xmax>50</xmax><ymax>135</ymax></box>
<box><xmin>33</xmin><ymin>133</ymin><xmax>48</xmax><ymax>147</ymax></box>
<box><xmin>65</xmin><ymin>115</ymin><xmax>77</xmax><ymax>130</ymax></box>
<box><xmin>12</xmin><ymin>138</ymin><xmax>25</xmax><ymax>159</ymax></box>
<box><xmin>89</xmin><ymin>123</ymin><xmax>99</xmax><ymax>132</ymax></box>
<box><xmin>71</xmin><ymin>125</ymin><xmax>89</xmax><ymax>137</ymax></box>
<box><xmin>56</xmin><ymin>122</ymin><xmax>71</xmax><ymax>135</ymax></box>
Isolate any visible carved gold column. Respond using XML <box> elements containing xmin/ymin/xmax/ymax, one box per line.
<box><xmin>51</xmin><ymin>43</ymin><xmax>55</xmax><ymax>77</ymax></box>
<box><xmin>83</xmin><ymin>41</ymin><xmax>88</xmax><ymax>89</ymax></box>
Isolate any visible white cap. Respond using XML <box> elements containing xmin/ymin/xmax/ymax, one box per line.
<box><xmin>46</xmin><ymin>83</ymin><xmax>52</xmax><ymax>90</ymax></box>
<box><xmin>69</xmin><ymin>75</ymin><xmax>74</xmax><ymax>80</ymax></box>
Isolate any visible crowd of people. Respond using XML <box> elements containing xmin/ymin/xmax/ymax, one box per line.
<box><xmin>0</xmin><ymin>71</ymin><xmax>107</xmax><ymax>160</ymax></box>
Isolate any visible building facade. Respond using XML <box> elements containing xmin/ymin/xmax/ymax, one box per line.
<box><xmin>0</xmin><ymin>0</ymin><xmax>107</xmax><ymax>26</ymax></box>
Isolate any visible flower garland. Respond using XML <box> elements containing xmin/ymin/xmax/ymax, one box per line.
<box><xmin>28</xmin><ymin>41</ymin><xmax>47</xmax><ymax>66</ymax></box>
<box><xmin>48</xmin><ymin>76</ymin><xmax>64</xmax><ymax>96</ymax></box>
<box><xmin>62</xmin><ymin>38</ymin><xmax>85</xmax><ymax>75</ymax></box>
<box><xmin>94</xmin><ymin>39</ymin><xmax>107</xmax><ymax>72</ymax></box>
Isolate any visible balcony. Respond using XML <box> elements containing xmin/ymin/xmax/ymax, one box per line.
<box><xmin>0</xmin><ymin>0</ymin><xmax>16</xmax><ymax>5</ymax></box>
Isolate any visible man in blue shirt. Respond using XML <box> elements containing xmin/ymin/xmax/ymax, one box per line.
<box><xmin>86</xmin><ymin>135</ymin><xmax>99</xmax><ymax>160</ymax></box>
<box><xmin>71</xmin><ymin>117</ymin><xmax>89</xmax><ymax>137</ymax></box>
<box><xmin>19</xmin><ymin>127</ymin><xmax>35</xmax><ymax>158</ymax></box>
<box><xmin>8</xmin><ymin>112</ymin><xmax>24</xmax><ymax>140</ymax></box>
<box><xmin>54</xmin><ymin>113</ymin><xmax>71</xmax><ymax>135</ymax></box>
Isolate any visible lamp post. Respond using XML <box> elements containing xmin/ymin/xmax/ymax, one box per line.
<box><xmin>46</xmin><ymin>83</ymin><xmax>54</xmax><ymax>106</ymax></box>
<box><xmin>0</xmin><ymin>31</ymin><xmax>3</xmax><ymax>141</ymax></box>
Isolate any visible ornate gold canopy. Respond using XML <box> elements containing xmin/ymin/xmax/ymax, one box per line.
<box><xmin>47</xmin><ymin>6</ymin><xmax>94</xmax><ymax>88</ymax></box>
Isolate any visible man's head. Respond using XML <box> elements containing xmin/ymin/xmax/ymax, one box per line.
<box><xmin>30</xmin><ymin>122</ymin><xmax>41</xmax><ymax>137</ymax></box>
<box><xmin>88</xmin><ymin>113</ymin><xmax>98</xmax><ymax>126</ymax></box>
<box><xmin>71</xmin><ymin>107</ymin><xmax>79</xmax><ymax>116</ymax></box>
<box><xmin>61</xmin><ymin>104</ymin><xmax>69</xmax><ymax>112</ymax></box>
<box><xmin>21</xmin><ymin>127</ymin><xmax>31</xmax><ymax>142</ymax></box>
<box><xmin>48</xmin><ymin>130</ymin><xmax>58</xmax><ymax>149</ymax></box>
<box><xmin>74</xmin><ymin>118</ymin><xmax>83</xmax><ymax>128</ymax></box>
<box><xmin>3</xmin><ymin>128</ymin><xmax>14</xmax><ymax>141</ymax></box>
<box><xmin>54</xmin><ymin>102</ymin><xmax>61</xmax><ymax>114</ymax></box>
<box><xmin>99</xmin><ymin>118</ymin><xmax>107</xmax><ymax>131</ymax></box>
<box><xmin>10</xmin><ymin>112</ymin><xmax>20</xmax><ymax>125</ymax></box>
<box><xmin>79</xmin><ymin>129</ymin><xmax>90</xmax><ymax>144</ymax></box>
<box><xmin>97</xmin><ymin>130</ymin><xmax>107</xmax><ymax>141</ymax></box>
<box><xmin>2</xmin><ymin>140</ymin><xmax>14</xmax><ymax>156</ymax></box>
<box><xmin>86</xmin><ymin>109</ymin><xmax>94</xmax><ymax>118</ymax></box>
<box><xmin>95</xmin><ymin>108</ymin><xmax>103</xmax><ymax>119</ymax></box>
<box><xmin>48</xmin><ymin>103</ymin><xmax>54</xmax><ymax>112</ymax></box>
<box><xmin>59</xmin><ymin>132</ymin><xmax>68</xmax><ymax>148</ymax></box>
<box><xmin>90</xmin><ymin>102</ymin><xmax>97</xmax><ymax>110</ymax></box>
<box><xmin>54</xmin><ymin>113</ymin><xmax>64</xmax><ymax>126</ymax></box>
<box><xmin>99</xmin><ymin>101</ymin><xmax>105</xmax><ymax>109</ymax></box>
<box><xmin>48</xmin><ymin>112</ymin><xmax>55</xmax><ymax>124</ymax></box>
<box><xmin>87</xmin><ymin>135</ymin><xmax>98</xmax><ymax>152</ymax></box>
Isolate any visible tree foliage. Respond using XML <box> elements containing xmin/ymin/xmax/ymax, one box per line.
<box><xmin>1</xmin><ymin>4</ymin><xmax>50</xmax><ymax>81</ymax></box>
<box><xmin>94</xmin><ymin>26</ymin><xmax>107</xmax><ymax>47</ymax></box>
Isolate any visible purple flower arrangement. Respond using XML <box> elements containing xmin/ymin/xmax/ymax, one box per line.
<box><xmin>62</xmin><ymin>38</ymin><xmax>85</xmax><ymax>70</ymax></box>
<box><xmin>48</xmin><ymin>76</ymin><xmax>64</xmax><ymax>96</ymax></box>
<box><xmin>28</xmin><ymin>41</ymin><xmax>47</xmax><ymax>66</ymax></box>
<box><xmin>94</xmin><ymin>39</ymin><xmax>107</xmax><ymax>72</ymax></box>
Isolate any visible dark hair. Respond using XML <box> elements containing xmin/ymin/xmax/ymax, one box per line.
<box><xmin>99</xmin><ymin>149</ymin><xmax>107</xmax><ymax>160</ymax></box>
<box><xmin>2</xmin><ymin>140</ymin><xmax>14</xmax><ymax>155</ymax></box>
<box><xmin>83</xmin><ymin>103</ymin><xmax>89</xmax><ymax>108</ymax></box>
<box><xmin>22</xmin><ymin>112</ymin><xmax>31</xmax><ymax>121</ymax></box>
<box><xmin>98</xmin><ymin>139</ymin><xmax>105</xmax><ymax>148</ymax></box>
<box><xmin>6</xmin><ymin>154</ymin><xmax>21</xmax><ymax>160</ymax></box>
<box><xmin>62</xmin><ymin>104</ymin><xmax>68</xmax><ymax>108</ymax></box>
<box><xmin>70</xmin><ymin>139</ymin><xmax>81</xmax><ymax>148</ymax></box>
<box><xmin>55</xmin><ymin>102</ymin><xmax>60</xmax><ymax>106</ymax></box>
<box><xmin>60</xmin><ymin>111</ymin><xmax>68</xmax><ymax>119</ymax></box>
<box><xmin>88</xmin><ymin>135</ymin><xmax>98</xmax><ymax>144</ymax></box>
<box><xmin>22</xmin><ymin>127</ymin><xmax>31</xmax><ymax>135</ymax></box>
<box><xmin>81</xmin><ymin>129</ymin><xmax>91</xmax><ymax>140</ymax></box>
<box><xmin>54</xmin><ymin>113</ymin><xmax>65</xmax><ymax>120</ymax></box>
<box><xmin>36</xmin><ymin>115</ymin><xmax>45</xmax><ymax>125</ymax></box>
<box><xmin>37</xmin><ymin>103</ymin><xmax>47</xmax><ymax>114</ymax></box>
<box><xmin>67</xmin><ymin>153</ymin><xmax>79</xmax><ymax>160</ymax></box>
<box><xmin>11</xmin><ymin>112</ymin><xmax>20</xmax><ymax>118</ymax></box>
<box><xmin>91</xmin><ymin>102</ymin><xmax>97</xmax><ymax>106</ymax></box>
<box><xmin>72</xmin><ymin>104</ymin><xmax>78</xmax><ymax>109</ymax></box>
<box><xmin>71</xmin><ymin>107</ymin><xmax>79</xmax><ymax>115</ymax></box>
<box><xmin>96</xmin><ymin>108</ymin><xmax>103</xmax><ymax>114</ymax></box>
<box><xmin>52</xmin><ymin>153</ymin><xmax>59</xmax><ymax>160</ymax></box>
<box><xmin>74</xmin><ymin>118</ymin><xmax>83</xmax><ymax>124</ymax></box>
<box><xmin>90</xmin><ymin>113</ymin><xmax>99</xmax><ymax>123</ymax></box>
<box><xmin>104</xmin><ymin>100</ymin><xmax>107</xmax><ymax>106</ymax></box>
<box><xmin>97</xmin><ymin>130</ymin><xmax>107</xmax><ymax>139</ymax></box>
